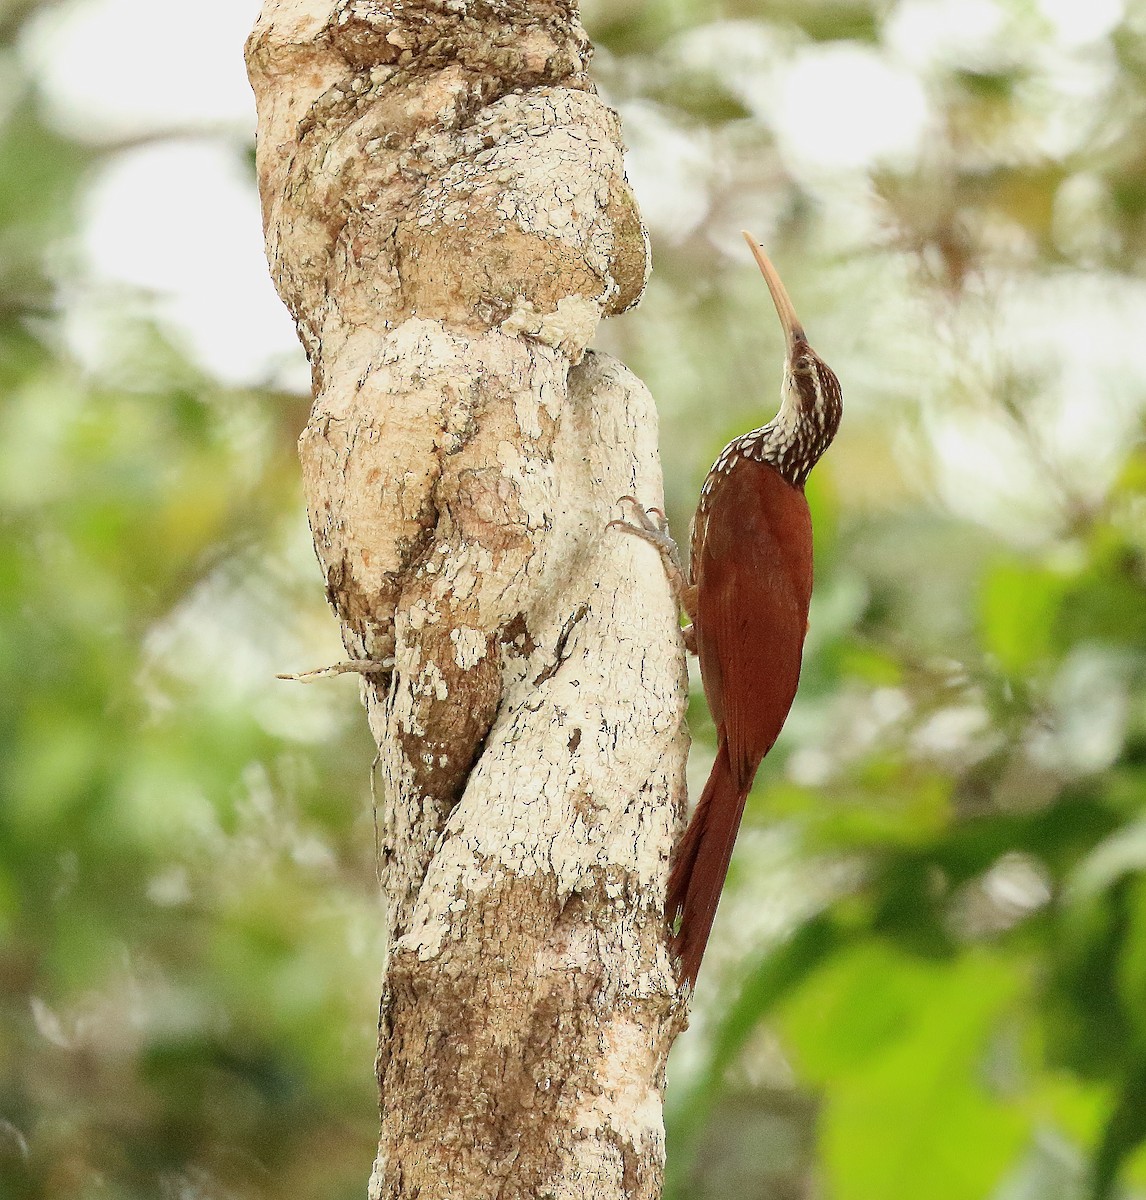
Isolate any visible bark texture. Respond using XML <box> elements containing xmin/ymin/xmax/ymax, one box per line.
<box><xmin>246</xmin><ymin>2</ymin><xmax>688</xmax><ymax>1196</ymax></box>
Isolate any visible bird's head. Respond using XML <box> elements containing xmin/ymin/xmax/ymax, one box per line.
<box><xmin>742</xmin><ymin>231</ymin><xmax>842</xmax><ymax>486</ymax></box>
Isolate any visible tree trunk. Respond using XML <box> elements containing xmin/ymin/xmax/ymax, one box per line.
<box><xmin>246</xmin><ymin>2</ymin><xmax>689</xmax><ymax>1195</ymax></box>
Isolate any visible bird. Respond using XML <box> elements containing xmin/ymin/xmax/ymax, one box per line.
<box><xmin>613</xmin><ymin>231</ymin><xmax>842</xmax><ymax>990</ymax></box>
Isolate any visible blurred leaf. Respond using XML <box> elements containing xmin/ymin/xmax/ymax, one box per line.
<box><xmin>647</xmin><ymin>72</ymin><xmax>753</xmax><ymax>123</ymax></box>
<box><xmin>775</xmin><ymin>771</ymin><xmax>953</xmax><ymax>854</ymax></box>
<box><xmin>780</xmin><ymin>947</ymin><xmax>1027</xmax><ymax>1200</ymax></box>
<box><xmin>1118</xmin><ymin>876</ymin><xmax>1146</xmax><ymax>1046</ymax></box>
<box><xmin>1027</xmin><ymin>1071</ymin><xmax>1110</xmax><ymax>1151</ymax></box>
<box><xmin>1091</xmin><ymin>1061</ymin><xmax>1146</xmax><ymax>1200</ymax></box>
<box><xmin>1113</xmin><ymin>448</ymin><xmax>1146</xmax><ymax>498</ymax></box>
<box><xmin>1058</xmin><ymin>551</ymin><xmax>1146</xmax><ymax>649</ymax></box>
<box><xmin>1044</xmin><ymin>880</ymin><xmax>1135</xmax><ymax>1080</ymax></box>
<box><xmin>763</xmin><ymin>0</ymin><xmax>879</xmax><ymax>42</ymax></box>
<box><xmin>837</xmin><ymin>643</ymin><xmax>904</xmax><ymax>686</ymax></box>
<box><xmin>980</xmin><ymin>558</ymin><xmax>1069</xmax><ymax>676</ymax></box>
<box><xmin>956</xmin><ymin>68</ymin><xmax>1020</xmax><ymax>101</ymax></box>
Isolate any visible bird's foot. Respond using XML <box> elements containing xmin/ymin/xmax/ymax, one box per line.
<box><xmin>609</xmin><ymin>494</ymin><xmax>671</xmax><ymax>536</ymax></box>
<box><xmin>608</xmin><ymin>497</ymin><xmax>697</xmax><ymax>635</ymax></box>
<box><xmin>608</xmin><ymin>495</ymin><xmax>682</xmax><ymax>566</ymax></box>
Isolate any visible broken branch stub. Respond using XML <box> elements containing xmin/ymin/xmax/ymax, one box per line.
<box><xmin>247</xmin><ymin>1</ymin><xmax>688</xmax><ymax>1195</ymax></box>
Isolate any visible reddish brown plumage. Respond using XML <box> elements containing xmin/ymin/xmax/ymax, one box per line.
<box><xmin>668</xmin><ymin>458</ymin><xmax>814</xmax><ymax>987</ymax></box>
<box><xmin>612</xmin><ymin>235</ymin><xmax>839</xmax><ymax>990</ymax></box>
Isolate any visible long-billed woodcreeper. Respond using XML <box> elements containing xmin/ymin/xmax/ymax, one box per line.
<box><xmin>615</xmin><ymin>232</ymin><xmax>842</xmax><ymax>990</ymax></box>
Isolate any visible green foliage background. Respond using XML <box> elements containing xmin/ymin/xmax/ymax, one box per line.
<box><xmin>2</xmin><ymin>1</ymin><xmax>1145</xmax><ymax>1198</ymax></box>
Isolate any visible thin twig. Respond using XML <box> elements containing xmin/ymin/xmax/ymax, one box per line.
<box><xmin>276</xmin><ymin>659</ymin><xmax>395</xmax><ymax>683</ymax></box>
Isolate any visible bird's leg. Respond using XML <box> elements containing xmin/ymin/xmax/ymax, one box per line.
<box><xmin>608</xmin><ymin>497</ymin><xmax>698</xmax><ymax>653</ymax></box>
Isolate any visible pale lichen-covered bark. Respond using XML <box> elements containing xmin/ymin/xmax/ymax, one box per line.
<box><xmin>246</xmin><ymin>2</ymin><xmax>688</xmax><ymax>1195</ymax></box>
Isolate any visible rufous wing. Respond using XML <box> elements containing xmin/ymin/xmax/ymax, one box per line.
<box><xmin>694</xmin><ymin>459</ymin><xmax>813</xmax><ymax>788</ymax></box>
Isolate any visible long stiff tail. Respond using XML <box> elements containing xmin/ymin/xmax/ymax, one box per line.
<box><xmin>665</xmin><ymin>740</ymin><xmax>749</xmax><ymax>989</ymax></box>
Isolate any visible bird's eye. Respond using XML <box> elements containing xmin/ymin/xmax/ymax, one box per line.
<box><xmin>793</xmin><ymin>354</ymin><xmax>815</xmax><ymax>375</ymax></box>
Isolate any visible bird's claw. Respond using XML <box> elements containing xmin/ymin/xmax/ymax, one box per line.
<box><xmin>609</xmin><ymin>495</ymin><xmax>678</xmax><ymax>556</ymax></box>
<box><xmin>609</xmin><ymin>497</ymin><xmax>699</xmax><ymax>635</ymax></box>
<box><xmin>610</xmin><ymin>495</ymin><xmax>669</xmax><ymax>537</ymax></box>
